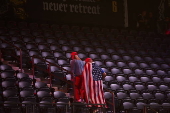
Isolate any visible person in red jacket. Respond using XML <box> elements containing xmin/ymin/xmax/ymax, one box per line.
<box><xmin>70</xmin><ymin>52</ymin><xmax>85</xmax><ymax>102</ymax></box>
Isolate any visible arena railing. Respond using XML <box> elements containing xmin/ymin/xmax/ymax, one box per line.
<box><xmin>31</xmin><ymin>55</ymin><xmax>72</xmax><ymax>88</ymax></box>
<box><xmin>2</xmin><ymin>101</ymin><xmax>170</xmax><ymax>113</ymax></box>
<box><xmin>0</xmin><ymin>101</ymin><xmax>108</xmax><ymax>113</ymax></box>
<box><xmin>0</xmin><ymin>38</ymin><xmax>23</xmax><ymax>72</ymax></box>
<box><xmin>104</xmin><ymin>88</ymin><xmax>116</xmax><ymax>113</ymax></box>
<box><xmin>143</xmin><ymin>104</ymin><xmax>170</xmax><ymax>113</ymax></box>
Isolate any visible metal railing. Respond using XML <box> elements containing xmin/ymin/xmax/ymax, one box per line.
<box><xmin>0</xmin><ymin>38</ymin><xmax>23</xmax><ymax>72</ymax></box>
<box><xmin>0</xmin><ymin>102</ymin><xmax>108</xmax><ymax>113</ymax></box>
<box><xmin>143</xmin><ymin>104</ymin><xmax>170</xmax><ymax>113</ymax></box>
<box><xmin>1</xmin><ymin>102</ymin><xmax>69</xmax><ymax>113</ymax></box>
<box><xmin>104</xmin><ymin>88</ymin><xmax>116</xmax><ymax>113</ymax></box>
<box><xmin>31</xmin><ymin>55</ymin><xmax>72</xmax><ymax>88</ymax></box>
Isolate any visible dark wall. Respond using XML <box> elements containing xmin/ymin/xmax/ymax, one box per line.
<box><xmin>25</xmin><ymin>0</ymin><xmax>124</xmax><ymax>27</ymax></box>
<box><xmin>1</xmin><ymin>0</ymin><xmax>169</xmax><ymax>28</ymax></box>
<box><xmin>128</xmin><ymin>0</ymin><xmax>170</xmax><ymax>29</ymax></box>
<box><xmin>0</xmin><ymin>0</ymin><xmax>125</xmax><ymax>27</ymax></box>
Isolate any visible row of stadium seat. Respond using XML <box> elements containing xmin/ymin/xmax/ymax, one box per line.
<box><xmin>0</xmin><ymin>20</ymin><xmax>170</xmax><ymax>113</ymax></box>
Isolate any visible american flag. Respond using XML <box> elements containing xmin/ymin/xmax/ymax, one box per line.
<box><xmin>82</xmin><ymin>62</ymin><xmax>106</xmax><ymax>107</ymax></box>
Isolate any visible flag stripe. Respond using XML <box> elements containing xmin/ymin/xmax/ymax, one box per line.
<box><xmin>83</xmin><ymin>63</ymin><xmax>106</xmax><ymax>107</ymax></box>
<box><xmin>95</xmin><ymin>81</ymin><xmax>99</xmax><ymax>105</ymax></box>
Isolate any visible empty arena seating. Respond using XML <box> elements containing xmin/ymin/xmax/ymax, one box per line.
<box><xmin>0</xmin><ymin>20</ymin><xmax>170</xmax><ymax>113</ymax></box>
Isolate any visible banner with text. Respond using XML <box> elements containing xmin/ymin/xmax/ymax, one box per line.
<box><xmin>25</xmin><ymin>0</ymin><xmax>124</xmax><ymax>27</ymax></box>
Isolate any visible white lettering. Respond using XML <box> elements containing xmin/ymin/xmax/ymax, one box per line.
<box><xmin>97</xmin><ymin>5</ymin><xmax>100</xmax><ymax>14</ymax></box>
<box><xmin>49</xmin><ymin>2</ymin><xmax>53</xmax><ymax>11</ymax></box>
<box><xmin>74</xmin><ymin>5</ymin><xmax>78</xmax><ymax>13</ymax></box>
<box><xmin>87</xmin><ymin>6</ymin><xmax>91</xmax><ymax>14</ymax></box>
<box><xmin>79</xmin><ymin>4</ymin><xmax>82</xmax><ymax>13</ymax></box>
<box><xmin>82</xmin><ymin>6</ymin><xmax>87</xmax><ymax>14</ymax></box>
<box><xmin>53</xmin><ymin>3</ymin><xmax>58</xmax><ymax>11</ymax></box>
<box><xmin>91</xmin><ymin>6</ymin><xmax>96</xmax><ymax>14</ymax></box>
<box><xmin>59</xmin><ymin>3</ymin><xmax>63</xmax><ymax>11</ymax></box>
<box><xmin>43</xmin><ymin>2</ymin><xmax>100</xmax><ymax>14</ymax></box>
<box><xmin>43</xmin><ymin>2</ymin><xmax>48</xmax><ymax>10</ymax></box>
<box><xmin>63</xmin><ymin>4</ymin><xmax>68</xmax><ymax>12</ymax></box>
<box><xmin>70</xmin><ymin>4</ymin><xmax>74</xmax><ymax>12</ymax></box>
